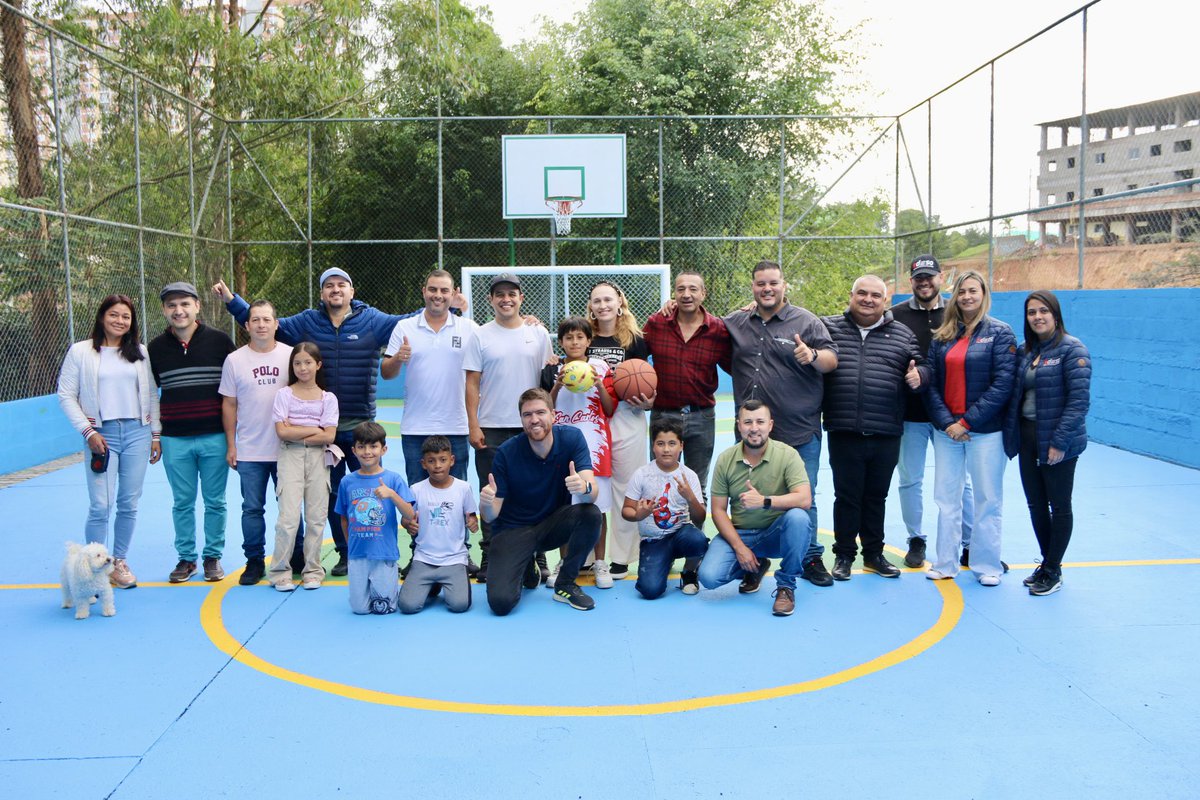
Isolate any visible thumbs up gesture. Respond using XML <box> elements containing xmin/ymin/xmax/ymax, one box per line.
<box><xmin>793</xmin><ymin>334</ymin><xmax>815</xmax><ymax>365</ymax></box>
<box><xmin>374</xmin><ymin>477</ymin><xmax>399</xmax><ymax>502</ymax></box>
<box><xmin>739</xmin><ymin>479</ymin><xmax>766</xmax><ymax>509</ymax></box>
<box><xmin>480</xmin><ymin>472</ymin><xmax>498</xmax><ymax>507</ymax></box>
<box><xmin>396</xmin><ymin>335</ymin><xmax>412</xmax><ymax>363</ymax></box>
<box><xmin>564</xmin><ymin>460</ymin><xmax>588</xmax><ymax>496</ymax></box>
<box><xmin>905</xmin><ymin>358</ymin><xmax>922</xmax><ymax>389</ymax></box>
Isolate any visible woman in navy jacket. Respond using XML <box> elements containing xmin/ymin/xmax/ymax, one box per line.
<box><xmin>924</xmin><ymin>271</ymin><xmax>1017</xmax><ymax>586</ymax></box>
<box><xmin>1011</xmin><ymin>290</ymin><xmax>1090</xmax><ymax>596</ymax></box>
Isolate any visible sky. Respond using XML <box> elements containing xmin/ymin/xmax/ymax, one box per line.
<box><xmin>465</xmin><ymin>0</ymin><xmax>1197</xmax><ymax>227</ymax></box>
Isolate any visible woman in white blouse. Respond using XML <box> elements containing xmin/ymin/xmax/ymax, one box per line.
<box><xmin>58</xmin><ymin>295</ymin><xmax>161</xmax><ymax>588</ymax></box>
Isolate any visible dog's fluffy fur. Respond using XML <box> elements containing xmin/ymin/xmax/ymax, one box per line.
<box><xmin>61</xmin><ymin>542</ymin><xmax>116</xmax><ymax>620</ymax></box>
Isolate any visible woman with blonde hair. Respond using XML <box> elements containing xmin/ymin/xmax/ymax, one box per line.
<box><xmin>581</xmin><ymin>280</ymin><xmax>653</xmax><ymax>586</ymax></box>
<box><xmin>923</xmin><ymin>271</ymin><xmax>1017</xmax><ymax>586</ymax></box>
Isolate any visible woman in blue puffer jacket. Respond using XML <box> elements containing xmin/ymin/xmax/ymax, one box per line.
<box><xmin>1011</xmin><ymin>290</ymin><xmax>1091</xmax><ymax>596</ymax></box>
<box><xmin>924</xmin><ymin>271</ymin><xmax>1017</xmax><ymax>586</ymax></box>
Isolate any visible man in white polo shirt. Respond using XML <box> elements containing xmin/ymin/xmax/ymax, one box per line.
<box><xmin>383</xmin><ymin>269</ymin><xmax>479</xmax><ymax>575</ymax></box>
<box><xmin>219</xmin><ymin>299</ymin><xmax>300</xmax><ymax>586</ymax></box>
<box><xmin>464</xmin><ymin>272</ymin><xmax>553</xmax><ymax>582</ymax></box>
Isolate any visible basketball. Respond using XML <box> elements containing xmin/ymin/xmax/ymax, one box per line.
<box><xmin>560</xmin><ymin>360</ymin><xmax>595</xmax><ymax>393</ymax></box>
<box><xmin>612</xmin><ymin>359</ymin><xmax>657</xmax><ymax>401</ymax></box>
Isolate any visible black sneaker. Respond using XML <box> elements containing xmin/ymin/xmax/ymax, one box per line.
<box><xmin>239</xmin><ymin>557</ymin><xmax>265</xmax><ymax>586</ymax></box>
<box><xmin>800</xmin><ymin>556</ymin><xmax>833</xmax><ymax>587</ymax></box>
<box><xmin>475</xmin><ymin>553</ymin><xmax>488</xmax><ymax>584</ymax></box>
<box><xmin>523</xmin><ymin>558</ymin><xmax>542</xmax><ymax>590</ymax></box>
<box><xmin>330</xmin><ymin>552</ymin><xmax>348</xmax><ymax>577</ymax></box>
<box><xmin>831</xmin><ymin>556</ymin><xmax>853</xmax><ymax>581</ymax></box>
<box><xmin>467</xmin><ymin>557</ymin><xmax>480</xmax><ymax>577</ymax></box>
<box><xmin>400</xmin><ymin>560</ymin><xmax>413</xmax><ymax>580</ymax></box>
<box><xmin>904</xmin><ymin>537</ymin><xmax>926</xmax><ymax>568</ymax></box>
<box><xmin>862</xmin><ymin>553</ymin><xmax>901</xmax><ymax>578</ymax></box>
<box><xmin>609</xmin><ymin>562</ymin><xmax>629</xmax><ymax>578</ymax></box>
<box><xmin>552</xmin><ymin>582</ymin><xmax>595</xmax><ymax>610</ymax></box>
<box><xmin>738</xmin><ymin>558</ymin><xmax>771</xmax><ymax>594</ymax></box>
<box><xmin>1023</xmin><ymin>565</ymin><xmax>1045</xmax><ymax>587</ymax></box>
<box><xmin>1029</xmin><ymin>568</ymin><xmax>1062</xmax><ymax>596</ymax></box>
<box><xmin>680</xmin><ymin>570</ymin><xmax>700</xmax><ymax>595</ymax></box>
<box><xmin>289</xmin><ymin>553</ymin><xmax>305</xmax><ymax>576</ymax></box>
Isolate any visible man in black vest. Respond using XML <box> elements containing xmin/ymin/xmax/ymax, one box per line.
<box><xmin>822</xmin><ymin>275</ymin><xmax>928</xmax><ymax>580</ymax></box>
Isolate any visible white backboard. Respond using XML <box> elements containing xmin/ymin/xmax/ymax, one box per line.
<box><xmin>502</xmin><ymin>134</ymin><xmax>628</xmax><ymax>219</ymax></box>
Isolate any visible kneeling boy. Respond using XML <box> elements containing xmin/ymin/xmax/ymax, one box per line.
<box><xmin>335</xmin><ymin>422</ymin><xmax>415</xmax><ymax>614</ymax></box>
<box><xmin>622</xmin><ymin>419</ymin><xmax>708</xmax><ymax>598</ymax></box>
<box><xmin>399</xmin><ymin>436</ymin><xmax>477</xmax><ymax>613</ymax></box>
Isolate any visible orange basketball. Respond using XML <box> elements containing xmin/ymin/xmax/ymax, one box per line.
<box><xmin>612</xmin><ymin>358</ymin><xmax>657</xmax><ymax>401</ymax></box>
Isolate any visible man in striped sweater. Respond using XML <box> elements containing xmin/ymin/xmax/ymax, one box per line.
<box><xmin>149</xmin><ymin>282</ymin><xmax>237</xmax><ymax>583</ymax></box>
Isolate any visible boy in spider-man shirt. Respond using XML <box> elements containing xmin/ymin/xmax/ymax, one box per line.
<box><xmin>622</xmin><ymin>418</ymin><xmax>708</xmax><ymax>599</ymax></box>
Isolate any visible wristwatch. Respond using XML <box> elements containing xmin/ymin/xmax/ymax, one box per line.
<box><xmin>763</xmin><ymin>497</ymin><xmax>772</xmax><ymax>510</ymax></box>
<box><xmin>583</xmin><ymin>481</ymin><xmax>593</xmax><ymax>496</ymax></box>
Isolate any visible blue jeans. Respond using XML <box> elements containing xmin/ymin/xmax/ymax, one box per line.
<box><xmin>697</xmin><ymin>508</ymin><xmax>813</xmax><ymax>591</ymax></box>
<box><xmin>400</xmin><ymin>433</ymin><xmax>470</xmax><ymax>487</ymax></box>
<box><xmin>931</xmin><ymin>429</ymin><xmax>1006</xmax><ymax>578</ymax></box>
<box><xmin>235</xmin><ymin>460</ymin><xmax>303</xmax><ymax>561</ymax></box>
<box><xmin>792</xmin><ymin>436</ymin><xmax>825</xmax><ymax>560</ymax></box>
<box><xmin>898</xmin><ymin>421</ymin><xmax>974</xmax><ymax>544</ymax></box>
<box><xmin>83</xmin><ymin>419</ymin><xmax>152</xmax><ymax>560</ymax></box>
<box><xmin>161</xmin><ymin>432</ymin><xmax>228</xmax><ymax>562</ymax></box>
<box><xmin>635</xmin><ymin>524</ymin><xmax>709</xmax><ymax>599</ymax></box>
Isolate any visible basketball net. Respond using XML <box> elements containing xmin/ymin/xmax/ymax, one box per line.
<box><xmin>547</xmin><ymin>198</ymin><xmax>583</xmax><ymax>236</ymax></box>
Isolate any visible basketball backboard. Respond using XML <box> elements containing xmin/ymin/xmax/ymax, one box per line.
<box><xmin>502</xmin><ymin>134</ymin><xmax>627</xmax><ymax>219</ymax></box>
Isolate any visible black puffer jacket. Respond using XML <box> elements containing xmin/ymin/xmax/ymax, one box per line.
<box><xmin>821</xmin><ymin>310</ymin><xmax>929</xmax><ymax>436</ymax></box>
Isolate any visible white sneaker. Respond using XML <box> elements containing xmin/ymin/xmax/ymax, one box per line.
<box><xmin>925</xmin><ymin>569</ymin><xmax>953</xmax><ymax>580</ymax></box>
<box><xmin>275</xmin><ymin>581</ymin><xmax>296</xmax><ymax>592</ymax></box>
<box><xmin>978</xmin><ymin>574</ymin><xmax>1001</xmax><ymax>587</ymax></box>
<box><xmin>545</xmin><ymin>565</ymin><xmax>560</xmax><ymax>589</ymax></box>
<box><xmin>593</xmin><ymin>559</ymin><xmax>614</xmax><ymax>589</ymax></box>
<box><xmin>301</xmin><ymin>579</ymin><xmax>321</xmax><ymax>590</ymax></box>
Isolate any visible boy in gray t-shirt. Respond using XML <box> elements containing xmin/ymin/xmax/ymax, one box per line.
<box><xmin>622</xmin><ymin>419</ymin><xmax>709</xmax><ymax>599</ymax></box>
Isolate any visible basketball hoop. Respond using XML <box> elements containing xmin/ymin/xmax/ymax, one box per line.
<box><xmin>547</xmin><ymin>197</ymin><xmax>583</xmax><ymax>236</ymax></box>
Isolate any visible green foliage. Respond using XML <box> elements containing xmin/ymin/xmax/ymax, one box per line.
<box><xmin>895</xmin><ymin>208</ymin><xmax>988</xmax><ymax>267</ymax></box>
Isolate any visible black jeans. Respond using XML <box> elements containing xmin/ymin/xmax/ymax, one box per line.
<box><xmin>485</xmin><ymin>504</ymin><xmax>602</xmax><ymax>616</ymax></box>
<box><xmin>327</xmin><ymin>428</ymin><xmax>361</xmax><ymax>556</ymax></box>
<box><xmin>827</xmin><ymin>431</ymin><xmax>901</xmax><ymax>560</ymax></box>
<box><xmin>1018</xmin><ymin>419</ymin><xmax>1077</xmax><ymax>570</ymax></box>
<box><xmin>472</xmin><ymin>427</ymin><xmax>523</xmax><ymax>555</ymax></box>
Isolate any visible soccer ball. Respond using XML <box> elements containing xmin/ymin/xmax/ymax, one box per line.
<box><xmin>560</xmin><ymin>360</ymin><xmax>595</xmax><ymax>393</ymax></box>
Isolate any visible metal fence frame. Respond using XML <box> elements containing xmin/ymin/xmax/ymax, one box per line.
<box><xmin>2</xmin><ymin>0</ymin><xmax>1197</xmax><ymax>378</ymax></box>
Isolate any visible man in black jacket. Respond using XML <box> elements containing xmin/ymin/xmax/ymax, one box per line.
<box><xmin>822</xmin><ymin>276</ymin><xmax>927</xmax><ymax>580</ymax></box>
<box><xmin>889</xmin><ymin>255</ymin><xmax>973</xmax><ymax>569</ymax></box>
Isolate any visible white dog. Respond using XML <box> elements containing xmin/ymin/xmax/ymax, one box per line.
<box><xmin>61</xmin><ymin>542</ymin><xmax>116</xmax><ymax>620</ymax></box>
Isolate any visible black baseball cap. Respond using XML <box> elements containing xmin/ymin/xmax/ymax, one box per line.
<box><xmin>489</xmin><ymin>273</ymin><xmax>522</xmax><ymax>293</ymax></box>
<box><xmin>910</xmin><ymin>255</ymin><xmax>941</xmax><ymax>278</ymax></box>
<box><xmin>159</xmin><ymin>281</ymin><xmax>200</xmax><ymax>301</ymax></box>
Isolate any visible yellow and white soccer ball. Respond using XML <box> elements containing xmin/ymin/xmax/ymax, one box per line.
<box><xmin>560</xmin><ymin>360</ymin><xmax>596</xmax><ymax>393</ymax></box>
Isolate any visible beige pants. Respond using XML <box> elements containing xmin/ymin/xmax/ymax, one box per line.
<box><xmin>269</xmin><ymin>441</ymin><xmax>329</xmax><ymax>584</ymax></box>
<box><xmin>606</xmin><ymin>402</ymin><xmax>649</xmax><ymax>566</ymax></box>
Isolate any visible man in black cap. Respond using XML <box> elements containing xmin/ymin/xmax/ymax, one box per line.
<box><xmin>149</xmin><ymin>282</ymin><xmax>237</xmax><ymax>583</ymax></box>
<box><xmin>890</xmin><ymin>255</ymin><xmax>973</xmax><ymax>569</ymax></box>
<box><xmin>463</xmin><ymin>273</ymin><xmax>553</xmax><ymax>582</ymax></box>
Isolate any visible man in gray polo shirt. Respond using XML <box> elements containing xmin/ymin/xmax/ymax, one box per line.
<box><xmin>724</xmin><ymin>260</ymin><xmax>838</xmax><ymax>587</ymax></box>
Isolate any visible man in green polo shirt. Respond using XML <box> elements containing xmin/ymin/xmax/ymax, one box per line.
<box><xmin>697</xmin><ymin>399</ymin><xmax>814</xmax><ymax>616</ymax></box>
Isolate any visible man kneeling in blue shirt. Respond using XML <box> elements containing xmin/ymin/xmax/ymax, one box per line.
<box><xmin>479</xmin><ymin>388</ymin><xmax>602</xmax><ymax>615</ymax></box>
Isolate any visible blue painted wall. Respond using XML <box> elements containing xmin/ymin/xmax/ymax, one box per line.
<box><xmin>0</xmin><ymin>394</ymin><xmax>80</xmax><ymax>474</ymax></box>
<box><xmin>5</xmin><ymin>288</ymin><xmax>1197</xmax><ymax>474</ymax></box>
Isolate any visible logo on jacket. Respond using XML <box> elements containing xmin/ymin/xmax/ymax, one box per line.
<box><xmin>347</xmin><ymin>334</ymin><xmax>359</xmax><ymax>340</ymax></box>
<box><xmin>452</xmin><ymin>336</ymin><xmax>462</xmax><ymax>349</ymax></box>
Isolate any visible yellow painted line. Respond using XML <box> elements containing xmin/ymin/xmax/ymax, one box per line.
<box><xmin>199</xmin><ymin>567</ymin><xmax>965</xmax><ymax>717</ymax></box>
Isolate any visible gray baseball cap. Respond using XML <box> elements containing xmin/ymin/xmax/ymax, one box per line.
<box><xmin>159</xmin><ymin>281</ymin><xmax>200</xmax><ymax>301</ymax></box>
<box><xmin>319</xmin><ymin>267</ymin><xmax>353</xmax><ymax>287</ymax></box>
<box><xmin>489</xmin><ymin>272</ymin><xmax>523</xmax><ymax>293</ymax></box>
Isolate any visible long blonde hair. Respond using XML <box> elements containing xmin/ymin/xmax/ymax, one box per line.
<box><xmin>933</xmin><ymin>270</ymin><xmax>991</xmax><ymax>342</ymax></box>
<box><xmin>587</xmin><ymin>280</ymin><xmax>642</xmax><ymax>349</ymax></box>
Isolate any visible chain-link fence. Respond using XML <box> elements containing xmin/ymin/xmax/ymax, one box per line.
<box><xmin>2</xmin><ymin>1</ymin><xmax>1198</xmax><ymax>405</ymax></box>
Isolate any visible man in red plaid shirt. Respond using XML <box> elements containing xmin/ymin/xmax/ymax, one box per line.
<box><xmin>642</xmin><ymin>271</ymin><xmax>732</xmax><ymax>500</ymax></box>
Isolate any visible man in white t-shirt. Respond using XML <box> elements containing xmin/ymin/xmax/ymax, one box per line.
<box><xmin>464</xmin><ymin>273</ymin><xmax>553</xmax><ymax>582</ymax></box>
<box><xmin>382</xmin><ymin>269</ymin><xmax>477</xmax><ymax>487</ymax></box>
<box><xmin>219</xmin><ymin>299</ymin><xmax>298</xmax><ymax>586</ymax></box>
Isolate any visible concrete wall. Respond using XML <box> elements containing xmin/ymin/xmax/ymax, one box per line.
<box><xmin>4</xmin><ymin>288</ymin><xmax>1197</xmax><ymax>474</ymax></box>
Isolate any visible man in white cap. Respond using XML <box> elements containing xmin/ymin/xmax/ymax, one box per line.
<box><xmin>213</xmin><ymin>268</ymin><xmax>449</xmax><ymax>576</ymax></box>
